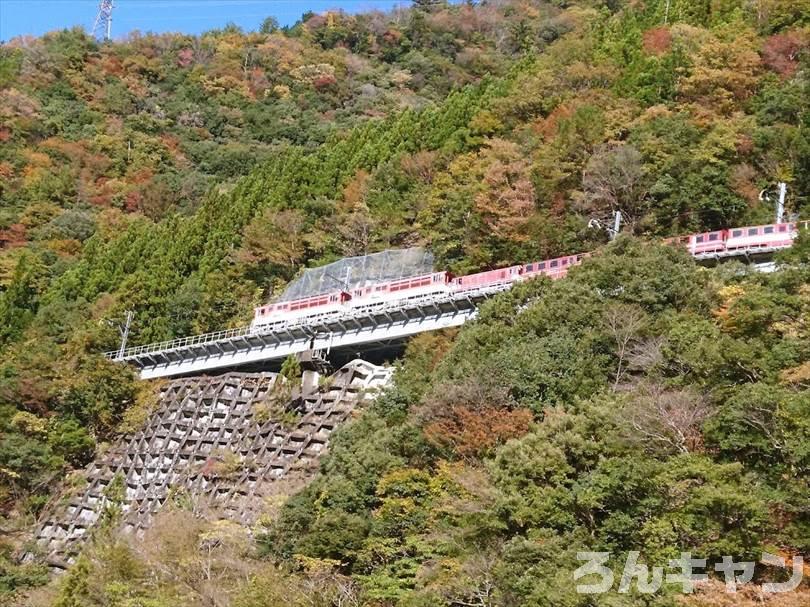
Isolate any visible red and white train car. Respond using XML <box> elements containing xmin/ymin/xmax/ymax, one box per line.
<box><xmin>452</xmin><ymin>266</ymin><xmax>522</xmax><ymax>291</ymax></box>
<box><xmin>252</xmin><ymin>272</ymin><xmax>454</xmax><ymax>328</ymax></box>
<box><xmin>350</xmin><ymin>271</ymin><xmax>453</xmax><ymax>305</ymax></box>
<box><xmin>666</xmin><ymin>221</ymin><xmax>803</xmax><ymax>256</ymax></box>
<box><xmin>253</xmin><ymin>290</ymin><xmax>350</xmax><ymax>327</ymax></box>
<box><xmin>522</xmin><ymin>253</ymin><xmax>585</xmax><ymax>280</ymax></box>
<box><xmin>680</xmin><ymin>230</ymin><xmax>726</xmax><ymax>256</ymax></box>
<box><xmin>725</xmin><ymin>223</ymin><xmax>794</xmax><ymax>251</ymax></box>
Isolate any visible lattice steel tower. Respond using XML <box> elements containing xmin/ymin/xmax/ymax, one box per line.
<box><xmin>92</xmin><ymin>0</ymin><xmax>114</xmax><ymax>41</ymax></box>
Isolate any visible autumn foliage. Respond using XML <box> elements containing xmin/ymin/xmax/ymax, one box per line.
<box><xmin>424</xmin><ymin>404</ymin><xmax>533</xmax><ymax>459</ymax></box>
<box><xmin>2</xmin><ymin>0</ymin><xmax>810</xmax><ymax>602</ymax></box>
<box><xmin>762</xmin><ymin>31</ymin><xmax>809</xmax><ymax>77</ymax></box>
<box><xmin>642</xmin><ymin>26</ymin><xmax>672</xmax><ymax>55</ymax></box>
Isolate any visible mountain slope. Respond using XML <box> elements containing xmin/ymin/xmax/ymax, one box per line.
<box><xmin>1</xmin><ymin>0</ymin><xmax>809</xmax><ymax>603</ymax></box>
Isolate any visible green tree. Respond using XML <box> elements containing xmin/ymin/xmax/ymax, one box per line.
<box><xmin>0</xmin><ymin>254</ymin><xmax>46</xmax><ymax>346</ymax></box>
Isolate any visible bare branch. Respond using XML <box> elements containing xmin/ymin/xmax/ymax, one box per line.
<box><xmin>623</xmin><ymin>383</ymin><xmax>714</xmax><ymax>454</ymax></box>
<box><xmin>603</xmin><ymin>303</ymin><xmax>648</xmax><ymax>390</ymax></box>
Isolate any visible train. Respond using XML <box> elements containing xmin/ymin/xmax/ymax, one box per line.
<box><xmin>665</xmin><ymin>222</ymin><xmax>798</xmax><ymax>255</ymax></box>
<box><xmin>250</xmin><ymin>220</ymin><xmax>807</xmax><ymax>329</ymax></box>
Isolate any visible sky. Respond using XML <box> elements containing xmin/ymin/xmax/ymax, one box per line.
<box><xmin>0</xmin><ymin>0</ymin><xmax>410</xmax><ymax>41</ymax></box>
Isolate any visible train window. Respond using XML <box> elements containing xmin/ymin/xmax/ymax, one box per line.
<box><xmin>550</xmin><ymin>260</ymin><xmax>558</xmax><ymax>268</ymax></box>
<box><xmin>561</xmin><ymin>258</ymin><xmax>568</xmax><ymax>266</ymax></box>
<box><xmin>764</xmin><ymin>226</ymin><xmax>774</xmax><ymax>234</ymax></box>
<box><xmin>709</xmin><ymin>233</ymin><xmax>719</xmax><ymax>241</ymax></box>
<box><xmin>695</xmin><ymin>235</ymin><xmax>704</xmax><ymax>243</ymax></box>
<box><xmin>538</xmin><ymin>262</ymin><xmax>545</xmax><ymax>270</ymax></box>
<box><xmin>526</xmin><ymin>264</ymin><xmax>533</xmax><ymax>271</ymax></box>
<box><xmin>748</xmin><ymin>228</ymin><xmax>758</xmax><ymax>236</ymax></box>
<box><xmin>732</xmin><ymin>230</ymin><xmax>742</xmax><ymax>237</ymax></box>
<box><xmin>779</xmin><ymin>225</ymin><xmax>787</xmax><ymax>232</ymax></box>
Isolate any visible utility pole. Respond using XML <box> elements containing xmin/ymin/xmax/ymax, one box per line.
<box><xmin>109</xmin><ymin>310</ymin><xmax>134</xmax><ymax>360</ymax></box>
<box><xmin>92</xmin><ymin>0</ymin><xmax>114</xmax><ymax>42</ymax></box>
<box><xmin>587</xmin><ymin>210</ymin><xmax>622</xmax><ymax>241</ymax></box>
<box><xmin>611</xmin><ymin>210</ymin><xmax>623</xmax><ymax>240</ymax></box>
<box><xmin>760</xmin><ymin>181</ymin><xmax>788</xmax><ymax>224</ymax></box>
<box><xmin>776</xmin><ymin>181</ymin><xmax>787</xmax><ymax>224</ymax></box>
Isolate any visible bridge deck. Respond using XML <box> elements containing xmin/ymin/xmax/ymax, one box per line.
<box><xmin>110</xmin><ymin>283</ymin><xmax>511</xmax><ymax>379</ymax></box>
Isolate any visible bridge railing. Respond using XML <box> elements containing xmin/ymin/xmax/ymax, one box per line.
<box><xmin>105</xmin><ymin>282</ymin><xmax>513</xmax><ymax>362</ymax></box>
<box><xmin>104</xmin><ymin>325</ymin><xmax>253</xmax><ymax>360</ymax></box>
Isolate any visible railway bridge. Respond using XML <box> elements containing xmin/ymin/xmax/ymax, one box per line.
<box><xmin>107</xmin><ymin>240</ymin><xmax>797</xmax><ymax>380</ymax></box>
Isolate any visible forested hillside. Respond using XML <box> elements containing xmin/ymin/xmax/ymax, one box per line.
<box><xmin>1</xmin><ymin>0</ymin><xmax>810</xmax><ymax>604</ymax></box>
